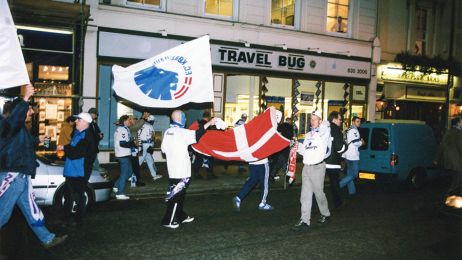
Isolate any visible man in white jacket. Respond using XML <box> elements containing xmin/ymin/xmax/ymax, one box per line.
<box><xmin>138</xmin><ymin>115</ymin><xmax>162</xmax><ymax>181</ymax></box>
<box><xmin>292</xmin><ymin>110</ymin><xmax>332</xmax><ymax>231</ymax></box>
<box><xmin>340</xmin><ymin>116</ymin><xmax>364</xmax><ymax>195</ymax></box>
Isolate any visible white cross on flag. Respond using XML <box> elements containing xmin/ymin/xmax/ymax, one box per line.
<box><xmin>192</xmin><ymin>107</ymin><xmax>290</xmax><ymax>162</ymax></box>
<box><xmin>0</xmin><ymin>1</ymin><xmax>30</xmax><ymax>89</ymax></box>
<box><xmin>112</xmin><ymin>36</ymin><xmax>214</xmax><ymax>108</ymax></box>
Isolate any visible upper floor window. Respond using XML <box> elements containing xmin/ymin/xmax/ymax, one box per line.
<box><xmin>415</xmin><ymin>8</ymin><xmax>427</xmax><ymax>55</ymax></box>
<box><xmin>126</xmin><ymin>0</ymin><xmax>164</xmax><ymax>10</ymax></box>
<box><xmin>205</xmin><ymin>0</ymin><xmax>233</xmax><ymax>17</ymax></box>
<box><xmin>271</xmin><ymin>0</ymin><xmax>296</xmax><ymax>26</ymax></box>
<box><xmin>326</xmin><ymin>0</ymin><xmax>349</xmax><ymax>33</ymax></box>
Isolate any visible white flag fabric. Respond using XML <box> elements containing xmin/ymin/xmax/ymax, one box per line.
<box><xmin>112</xmin><ymin>36</ymin><xmax>213</xmax><ymax>108</ymax></box>
<box><xmin>0</xmin><ymin>1</ymin><xmax>29</xmax><ymax>89</ymax></box>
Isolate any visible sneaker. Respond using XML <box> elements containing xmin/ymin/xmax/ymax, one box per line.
<box><xmin>232</xmin><ymin>196</ymin><xmax>241</xmax><ymax>212</ymax></box>
<box><xmin>181</xmin><ymin>216</ymin><xmax>195</xmax><ymax>223</ymax></box>
<box><xmin>258</xmin><ymin>203</ymin><xmax>274</xmax><ymax>211</ymax></box>
<box><xmin>153</xmin><ymin>175</ymin><xmax>163</xmax><ymax>181</ymax></box>
<box><xmin>115</xmin><ymin>194</ymin><xmax>130</xmax><ymax>200</ymax></box>
<box><xmin>291</xmin><ymin>220</ymin><xmax>310</xmax><ymax>231</ymax></box>
<box><xmin>112</xmin><ymin>187</ymin><xmax>118</xmax><ymax>193</ymax></box>
<box><xmin>274</xmin><ymin>176</ymin><xmax>280</xmax><ymax>181</ymax></box>
<box><xmin>43</xmin><ymin>234</ymin><xmax>68</xmax><ymax>249</ymax></box>
<box><xmin>163</xmin><ymin>222</ymin><xmax>179</xmax><ymax>229</ymax></box>
<box><xmin>318</xmin><ymin>215</ymin><xmax>330</xmax><ymax>224</ymax></box>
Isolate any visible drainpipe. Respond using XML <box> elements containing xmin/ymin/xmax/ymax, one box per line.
<box><xmin>445</xmin><ymin>0</ymin><xmax>455</xmax><ymax>129</ymax></box>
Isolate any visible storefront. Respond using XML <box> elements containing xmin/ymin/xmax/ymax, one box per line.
<box><xmin>96</xmin><ymin>28</ymin><xmax>372</xmax><ymax>144</ymax></box>
<box><xmin>376</xmin><ymin>63</ymin><xmax>451</xmax><ymax>137</ymax></box>
<box><xmin>7</xmin><ymin>0</ymin><xmax>89</xmax><ymax>150</ymax></box>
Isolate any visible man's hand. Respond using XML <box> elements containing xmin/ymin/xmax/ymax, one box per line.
<box><xmin>57</xmin><ymin>145</ymin><xmax>64</xmax><ymax>151</ymax></box>
<box><xmin>23</xmin><ymin>84</ymin><xmax>34</xmax><ymax>102</ymax></box>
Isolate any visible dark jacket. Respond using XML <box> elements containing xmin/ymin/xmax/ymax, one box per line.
<box><xmin>0</xmin><ymin>100</ymin><xmax>38</xmax><ymax>177</ymax></box>
<box><xmin>89</xmin><ymin>121</ymin><xmax>102</xmax><ymax>153</ymax></box>
<box><xmin>325</xmin><ymin>123</ymin><xmax>346</xmax><ymax>166</ymax></box>
<box><xmin>63</xmin><ymin>128</ymin><xmax>97</xmax><ymax>180</ymax></box>
<box><xmin>277</xmin><ymin>122</ymin><xmax>294</xmax><ymax>155</ymax></box>
<box><xmin>435</xmin><ymin>127</ymin><xmax>462</xmax><ymax>172</ymax></box>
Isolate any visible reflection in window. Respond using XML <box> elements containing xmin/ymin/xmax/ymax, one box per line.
<box><xmin>415</xmin><ymin>8</ymin><xmax>427</xmax><ymax>55</ymax></box>
<box><xmin>326</xmin><ymin>0</ymin><xmax>349</xmax><ymax>33</ymax></box>
<box><xmin>205</xmin><ymin>0</ymin><xmax>233</xmax><ymax>17</ymax></box>
<box><xmin>224</xmin><ymin>75</ymin><xmax>259</xmax><ymax>126</ymax></box>
<box><xmin>271</xmin><ymin>0</ymin><xmax>295</xmax><ymax>26</ymax></box>
<box><xmin>126</xmin><ymin>0</ymin><xmax>161</xmax><ymax>8</ymax></box>
<box><xmin>371</xmin><ymin>128</ymin><xmax>389</xmax><ymax>151</ymax></box>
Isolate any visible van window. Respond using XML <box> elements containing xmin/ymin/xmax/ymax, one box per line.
<box><xmin>358</xmin><ymin>128</ymin><xmax>369</xmax><ymax>150</ymax></box>
<box><xmin>371</xmin><ymin>128</ymin><xmax>389</xmax><ymax>151</ymax></box>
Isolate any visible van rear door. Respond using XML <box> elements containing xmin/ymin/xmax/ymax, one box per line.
<box><xmin>359</xmin><ymin>125</ymin><xmax>393</xmax><ymax>176</ymax></box>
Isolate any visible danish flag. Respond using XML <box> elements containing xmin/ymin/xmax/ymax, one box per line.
<box><xmin>192</xmin><ymin>107</ymin><xmax>290</xmax><ymax>162</ymax></box>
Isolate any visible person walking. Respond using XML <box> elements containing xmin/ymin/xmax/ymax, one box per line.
<box><xmin>190</xmin><ymin>111</ymin><xmax>217</xmax><ymax>180</ymax></box>
<box><xmin>340</xmin><ymin>116</ymin><xmax>364</xmax><ymax>195</ymax></box>
<box><xmin>128</xmin><ymin>113</ymin><xmax>148</xmax><ymax>186</ymax></box>
<box><xmin>0</xmin><ymin>84</ymin><xmax>67</xmax><ymax>248</ymax></box>
<box><xmin>160</xmin><ymin>110</ymin><xmax>217</xmax><ymax>229</ymax></box>
<box><xmin>269</xmin><ymin>116</ymin><xmax>294</xmax><ymax>182</ymax></box>
<box><xmin>87</xmin><ymin>108</ymin><xmax>103</xmax><ymax>169</ymax></box>
<box><xmin>57</xmin><ymin>112</ymin><xmax>96</xmax><ymax>224</ymax></box>
<box><xmin>292</xmin><ymin>110</ymin><xmax>332</xmax><ymax>231</ymax></box>
<box><xmin>234</xmin><ymin>113</ymin><xmax>248</xmax><ymax>174</ymax></box>
<box><xmin>138</xmin><ymin>115</ymin><xmax>162</xmax><ymax>181</ymax></box>
<box><xmin>113</xmin><ymin>115</ymin><xmax>136</xmax><ymax>200</ymax></box>
<box><xmin>325</xmin><ymin>111</ymin><xmax>346</xmax><ymax>209</ymax></box>
<box><xmin>435</xmin><ymin>116</ymin><xmax>462</xmax><ymax>197</ymax></box>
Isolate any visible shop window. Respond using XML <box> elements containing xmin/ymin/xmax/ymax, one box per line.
<box><xmin>265</xmin><ymin>77</ymin><xmax>292</xmax><ymax>120</ymax></box>
<box><xmin>126</xmin><ymin>0</ymin><xmax>165</xmax><ymax>10</ymax></box>
<box><xmin>205</xmin><ymin>0</ymin><xmax>234</xmax><ymax>17</ymax></box>
<box><xmin>271</xmin><ymin>0</ymin><xmax>296</xmax><ymax>26</ymax></box>
<box><xmin>296</xmin><ymin>80</ymin><xmax>319</xmax><ymax>137</ymax></box>
<box><xmin>38</xmin><ymin>65</ymin><xmax>69</xmax><ymax>81</ymax></box>
<box><xmin>415</xmin><ymin>8</ymin><xmax>427</xmax><ymax>55</ymax></box>
<box><xmin>326</xmin><ymin>0</ymin><xmax>349</xmax><ymax>33</ymax></box>
<box><xmin>224</xmin><ymin>75</ymin><xmax>259</xmax><ymax>127</ymax></box>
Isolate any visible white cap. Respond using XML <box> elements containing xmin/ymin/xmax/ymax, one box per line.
<box><xmin>74</xmin><ymin>112</ymin><xmax>93</xmax><ymax>124</ymax></box>
<box><xmin>312</xmin><ymin>110</ymin><xmax>322</xmax><ymax>119</ymax></box>
<box><xmin>147</xmin><ymin>115</ymin><xmax>155</xmax><ymax>122</ymax></box>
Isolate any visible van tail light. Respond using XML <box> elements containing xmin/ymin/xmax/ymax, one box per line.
<box><xmin>390</xmin><ymin>153</ymin><xmax>398</xmax><ymax>166</ymax></box>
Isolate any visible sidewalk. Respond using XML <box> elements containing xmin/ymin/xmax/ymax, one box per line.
<box><xmin>102</xmin><ymin>162</ymin><xmax>302</xmax><ymax>199</ymax></box>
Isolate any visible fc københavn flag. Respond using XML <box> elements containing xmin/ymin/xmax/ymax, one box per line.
<box><xmin>0</xmin><ymin>1</ymin><xmax>30</xmax><ymax>89</ymax></box>
<box><xmin>112</xmin><ymin>35</ymin><xmax>213</xmax><ymax>108</ymax></box>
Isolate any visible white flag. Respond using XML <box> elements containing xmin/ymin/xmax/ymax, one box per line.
<box><xmin>112</xmin><ymin>36</ymin><xmax>213</xmax><ymax>108</ymax></box>
<box><xmin>0</xmin><ymin>1</ymin><xmax>29</xmax><ymax>89</ymax></box>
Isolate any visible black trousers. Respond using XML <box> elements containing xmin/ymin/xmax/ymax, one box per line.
<box><xmin>326</xmin><ymin>168</ymin><xmax>343</xmax><ymax>208</ymax></box>
<box><xmin>131</xmin><ymin>156</ymin><xmax>141</xmax><ymax>181</ymax></box>
<box><xmin>161</xmin><ymin>178</ymin><xmax>190</xmax><ymax>225</ymax></box>
<box><xmin>64</xmin><ymin>177</ymin><xmax>88</xmax><ymax>222</ymax></box>
<box><xmin>192</xmin><ymin>152</ymin><xmax>214</xmax><ymax>176</ymax></box>
<box><xmin>270</xmin><ymin>151</ymin><xmax>289</xmax><ymax>177</ymax></box>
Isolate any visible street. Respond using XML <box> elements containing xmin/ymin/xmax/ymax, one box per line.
<box><xmin>1</xmin><ymin>176</ymin><xmax>461</xmax><ymax>259</ymax></box>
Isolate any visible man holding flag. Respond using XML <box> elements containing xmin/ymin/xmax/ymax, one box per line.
<box><xmin>0</xmin><ymin>2</ymin><xmax>67</xmax><ymax>249</ymax></box>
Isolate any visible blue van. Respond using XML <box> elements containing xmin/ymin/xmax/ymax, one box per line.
<box><xmin>358</xmin><ymin>120</ymin><xmax>438</xmax><ymax>188</ymax></box>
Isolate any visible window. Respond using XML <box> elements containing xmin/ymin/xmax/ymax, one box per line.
<box><xmin>371</xmin><ymin>128</ymin><xmax>389</xmax><ymax>151</ymax></box>
<box><xmin>326</xmin><ymin>0</ymin><xmax>349</xmax><ymax>33</ymax></box>
<box><xmin>415</xmin><ymin>8</ymin><xmax>427</xmax><ymax>55</ymax></box>
<box><xmin>205</xmin><ymin>0</ymin><xmax>233</xmax><ymax>17</ymax></box>
<box><xmin>126</xmin><ymin>0</ymin><xmax>163</xmax><ymax>10</ymax></box>
<box><xmin>271</xmin><ymin>0</ymin><xmax>296</xmax><ymax>26</ymax></box>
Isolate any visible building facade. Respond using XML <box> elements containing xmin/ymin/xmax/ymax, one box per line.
<box><xmin>376</xmin><ymin>0</ymin><xmax>462</xmax><ymax>137</ymax></box>
<box><xmin>78</xmin><ymin>0</ymin><xmax>378</xmax><ymax>162</ymax></box>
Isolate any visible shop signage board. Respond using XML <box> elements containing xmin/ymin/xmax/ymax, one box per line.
<box><xmin>98</xmin><ymin>31</ymin><xmax>371</xmax><ymax>80</ymax></box>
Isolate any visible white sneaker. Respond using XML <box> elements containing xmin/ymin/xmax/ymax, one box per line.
<box><xmin>153</xmin><ymin>175</ymin><xmax>163</xmax><ymax>181</ymax></box>
<box><xmin>181</xmin><ymin>216</ymin><xmax>194</xmax><ymax>223</ymax></box>
<box><xmin>163</xmin><ymin>222</ymin><xmax>179</xmax><ymax>229</ymax></box>
<box><xmin>115</xmin><ymin>194</ymin><xmax>130</xmax><ymax>200</ymax></box>
<box><xmin>112</xmin><ymin>187</ymin><xmax>118</xmax><ymax>193</ymax></box>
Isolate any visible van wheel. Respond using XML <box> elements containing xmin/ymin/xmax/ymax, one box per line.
<box><xmin>408</xmin><ymin>167</ymin><xmax>426</xmax><ymax>189</ymax></box>
<box><xmin>53</xmin><ymin>185</ymin><xmax>94</xmax><ymax>217</ymax></box>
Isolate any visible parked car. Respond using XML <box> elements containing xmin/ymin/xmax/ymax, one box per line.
<box><xmin>358</xmin><ymin>120</ymin><xmax>439</xmax><ymax>188</ymax></box>
<box><xmin>32</xmin><ymin>155</ymin><xmax>113</xmax><ymax>214</ymax></box>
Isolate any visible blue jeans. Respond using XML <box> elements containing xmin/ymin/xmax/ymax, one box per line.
<box><xmin>0</xmin><ymin>172</ymin><xmax>55</xmax><ymax>244</ymax></box>
<box><xmin>339</xmin><ymin>160</ymin><xmax>359</xmax><ymax>195</ymax></box>
<box><xmin>115</xmin><ymin>156</ymin><xmax>132</xmax><ymax>195</ymax></box>
<box><xmin>237</xmin><ymin>163</ymin><xmax>270</xmax><ymax>205</ymax></box>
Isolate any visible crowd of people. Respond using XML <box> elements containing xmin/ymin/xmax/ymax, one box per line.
<box><xmin>3</xmin><ymin>84</ymin><xmax>462</xmax><ymax>249</ymax></box>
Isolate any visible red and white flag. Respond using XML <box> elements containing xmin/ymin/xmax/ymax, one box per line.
<box><xmin>192</xmin><ymin>107</ymin><xmax>290</xmax><ymax>162</ymax></box>
<box><xmin>0</xmin><ymin>1</ymin><xmax>29</xmax><ymax>89</ymax></box>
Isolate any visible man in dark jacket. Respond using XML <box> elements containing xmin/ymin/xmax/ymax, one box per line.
<box><xmin>0</xmin><ymin>85</ymin><xmax>67</xmax><ymax>248</ymax></box>
<box><xmin>270</xmin><ymin>117</ymin><xmax>294</xmax><ymax>182</ymax></box>
<box><xmin>57</xmin><ymin>112</ymin><xmax>96</xmax><ymax>224</ymax></box>
<box><xmin>88</xmin><ymin>107</ymin><xmax>103</xmax><ymax>169</ymax></box>
<box><xmin>325</xmin><ymin>111</ymin><xmax>346</xmax><ymax>209</ymax></box>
